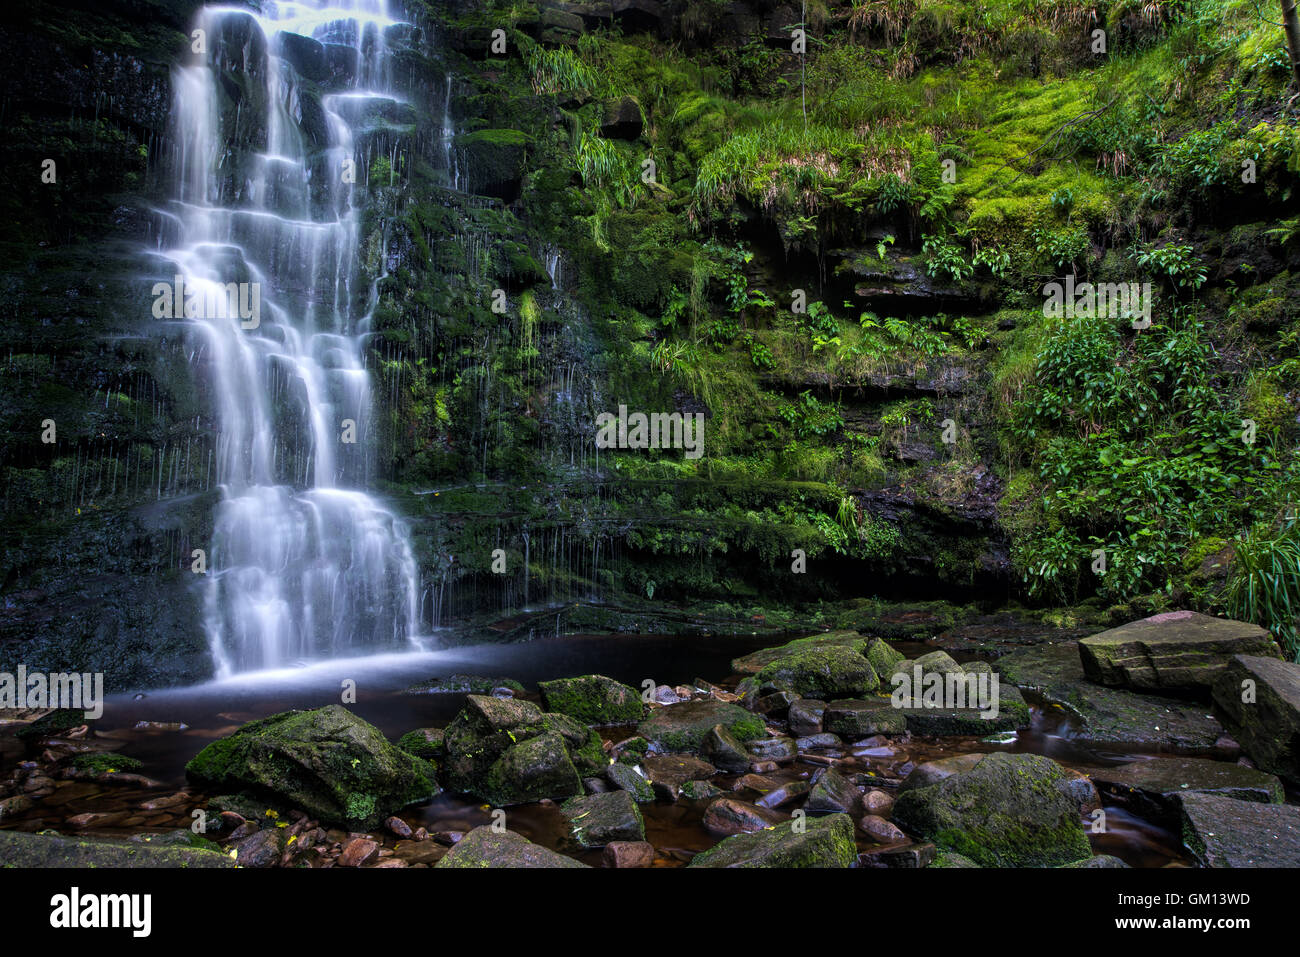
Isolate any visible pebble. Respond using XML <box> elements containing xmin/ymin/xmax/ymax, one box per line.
<box><xmin>338</xmin><ymin>837</ymin><xmax>379</xmax><ymax>868</ymax></box>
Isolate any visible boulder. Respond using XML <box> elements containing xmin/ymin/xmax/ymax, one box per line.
<box><xmin>788</xmin><ymin>698</ymin><xmax>826</xmax><ymax>735</ymax></box>
<box><xmin>998</xmin><ymin>643</ymin><xmax>1225</xmax><ymax>752</ymax></box>
<box><xmin>1079</xmin><ymin>611</ymin><xmax>1279</xmax><ymax>694</ymax></box>
<box><xmin>746</xmin><ymin>735</ymin><xmax>798</xmax><ymax>762</ymax></box>
<box><xmin>605</xmin><ymin>762</ymin><xmax>655</xmax><ymax>803</ymax></box>
<box><xmin>394</xmin><ymin>727</ymin><xmax>443</xmax><ymax>760</ymax></box>
<box><xmin>435</xmin><ymin>826</ymin><xmax>588</xmax><ymax>868</ymax></box>
<box><xmin>561</xmin><ymin>790</ymin><xmax>645</xmax><ymax>848</ymax></box>
<box><xmin>442</xmin><ymin>695</ymin><xmax>597</xmax><ymax>803</ymax></box>
<box><xmin>1178</xmin><ymin>791</ymin><xmax>1300</xmax><ymax>867</ymax></box>
<box><xmin>731</xmin><ymin>632</ymin><xmax>867</xmax><ymax>674</ymax></box>
<box><xmin>538</xmin><ymin>674</ymin><xmax>645</xmax><ymax>724</ymax></box>
<box><xmin>641</xmin><ymin>753</ymin><xmax>716</xmax><ymax>800</ymax></box>
<box><xmin>823</xmin><ymin>698</ymin><xmax>906</xmax><ymax>736</ymax></box>
<box><xmin>636</xmin><ymin>699</ymin><xmax>764</xmax><ymax>753</ymax></box>
<box><xmin>185</xmin><ymin>706</ymin><xmax>439</xmax><ymax>830</ymax></box>
<box><xmin>805</xmin><ymin>768</ymin><xmax>861</xmax><ymax>815</ymax></box>
<box><xmin>1212</xmin><ymin>654</ymin><xmax>1300</xmax><ymax>785</ymax></box>
<box><xmin>701</xmin><ymin>723</ymin><xmax>751</xmax><ymax>772</ymax></box>
<box><xmin>1090</xmin><ymin>756</ymin><xmax>1283</xmax><ymax>825</ymax></box>
<box><xmin>688</xmin><ymin>813</ymin><xmax>856</xmax><ymax>868</ymax></box>
<box><xmin>480</xmin><ymin>732</ymin><xmax>584</xmax><ymax>806</ymax></box>
<box><xmin>0</xmin><ymin>829</ymin><xmax>234</xmax><ymax>868</ymax></box>
<box><xmin>755</xmin><ymin>645</ymin><xmax>879</xmax><ymax>699</ymax></box>
<box><xmin>892</xmin><ymin>752</ymin><xmax>1092</xmax><ymax>867</ymax></box>
<box><xmin>865</xmin><ymin>637</ymin><xmax>906</xmax><ymax>678</ymax></box>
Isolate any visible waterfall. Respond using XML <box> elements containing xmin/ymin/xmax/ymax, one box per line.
<box><xmin>158</xmin><ymin>1</ymin><xmax>421</xmax><ymax>676</ymax></box>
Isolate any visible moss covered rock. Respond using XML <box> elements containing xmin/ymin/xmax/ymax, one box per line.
<box><xmin>754</xmin><ymin>645</ymin><xmax>879</xmax><ymax>699</ymax></box>
<box><xmin>892</xmin><ymin>752</ymin><xmax>1091</xmax><ymax>867</ymax></box>
<box><xmin>688</xmin><ymin>813</ymin><xmax>856</xmax><ymax>868</ymax></box>
<box><xmin>480</xmin><ymin>731</ymin><xmax>584</xmax><ymax>807</ymax></box>
<box><xmin>539</xmin><ymin>674</ymin><xmax>645</xmax><ymax>725</ymax></box>
<box><xmin>435</xmin><ymin>825</ymin><xmax>588</xmax><ymax>868</ymax></box>
<box><xmin>184</xmin><ymin>705</ymin><xmax>439</xmax><ymax>830</ymax></box>
<box><xmin>636</xmin><ymin>699</ymin><xmax>765</xmax><ymax>753</ymax></box>
<box><xmin>0</xmin><ymin>830</ymin><xmax>236</xmax><ymax>868</ymax></box>
<box><xmin>395</xmin><ymin>727</ymin><xmax>445</xmax><ymax>760</ymax></box>
<box><xmin>561</xmin><ymin>789</ymin><xmax>645</xmax><ymax>848</ymax></box>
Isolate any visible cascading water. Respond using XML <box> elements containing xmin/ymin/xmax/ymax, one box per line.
<box><xmin>157</xmin><ymin>0</ymin><xmax>421</xmax><ymax>676</ymax></box>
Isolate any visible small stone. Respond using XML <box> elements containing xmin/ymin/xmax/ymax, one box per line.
<box><xmin>385</xmin><ymin>816</ymin><xmax>413</xmax><ymax>839</ymax></box>
<box><xmin>432</xmin><ymin>831</ymin><xmax>463</xmax><ymax>846</ymax></box>
<box><xmin>788</xmin><ymin>699</ymin><xmax>827</xmax><ymax>736</ymax></box>
<box><xmin>859</xmin><ymin>814</ymin><xmax>908</xmax><ymax>844</ymax></box>
<box><xmin>796</xmin><ymin>733</ymin><xmax>841</xmax><ymax>751</ymax></box>
<box><xmin>602</xmin><ymin>840</ymin><xmax>655</xmax><ymax>868</ymax></box>
<box><xmin>338</xmin><ymin>837</ymin><xmax>379</xmax><ymax>867</ymax></box>
<box><xmin>702</xmin><ymin>797</ymin><xmax>784</xmax><ymax>835</ymax></box>
<box><xmin>862</xmin><ymin>789</ymin><xmax>894</xmax><ymax>814</ymax></box>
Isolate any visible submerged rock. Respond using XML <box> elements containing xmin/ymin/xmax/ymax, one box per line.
<box><xmin>892</xmin><ymin>752</ymin><xmax>1091</xmax><ymax>867</ymax></box>
<box><xmin>1178</xmin><ymin>791</ymin><xmax>1300</xmax><ymax>867</ymax></box>
<box><xmin>1079</xmin><ymin>611</ymin><xmax>1279</xmax><ymax>694</ymax></box>
<box><xmin>688</xmin><ymin>813</ymin><xmax>856</xmax><ymax>868</ymax></box>
<box><xmin>1212</xmin><ymin>654</ymin><xmax>1300</xmax><ymax>786</ymax></box>
<box><xmin>185</xmin><ymin>705</ymin><xmax>439</xmax><ymax>830</ymax></box>
<box><xmin>539</xmin><ymin>674</ymin><xmax>645</xmax><ymax>725</ymax></box>
<box><xmin>435</xmin><ymin>826</ymin><xmax>588</xmax><ymax>868</ymax></box>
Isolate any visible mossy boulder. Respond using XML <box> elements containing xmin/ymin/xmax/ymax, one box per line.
<box><xmin>435</xmin><ymin>825</ymin><xmax>588</xmax><ymax>868</ymax></box>
<box><xmin>865</xmin><ymin>638</ymin><xmax>906</xmax><ymax>679</ymax></box>
<box><xmin>538</xmin><ymin>674</ymin><xmax>645</xmax><ymax>725</ymax></box>
<box><xmin>443</xmin><ymin>695</ymin><xmax>546</xmax><ymax>793</ymax></box>
<box><xmin>731</xmin><ymin>631</ymin><xmax>867</xmax><ymax>674</ymax></box>
<box><xmin>606</xmin><ymin>762</ymin><xmax>655</xmax><ymax>803</ymax></box>
<box><xmin>636</xmin><ymin>699</ymin><xmax>766</xmax><ymax>753</ymax></box>
<box><xmin>688</xmin><ymin>813</ymin><xmax>856</xmax><ymax>868</ymax></box>
<box><xmin>892</xmin><ymin>752</ymin><xmax>1092</xmax><ymax>867</ymax></box>
<box><xmin>480</xmin><ymin>732</ymin><xmax>584</xmax><ymax>807</ymax></box>
<box><xmin>185</xmin><ymin>705</ymin><xmax>440</xmax><ymax>830</ymax></box>
<box><xmin>561</xmin><ymin>790</ymin><xmax>645</xmax><ymax>848</ymax></box>
<box><xmin>754</xmin><ymin>645</ymin><xmax>879</xmax><ymax>699</ymax></box>
<box><xmin>823</xmin><ymin>698</ymin><xmax>907</xmax><ymax>736</ymax></box>
<box><xmin>0</xmin><ymin>830</ymin><xmax>236</xmax><ymax>868</ymax></box>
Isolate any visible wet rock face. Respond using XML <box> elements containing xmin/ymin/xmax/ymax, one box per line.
<box><xmin>184</xmin><ymin>705</ymin><xmax>440</xmax><ymax>830</ymax></box>
<box><xmin>892</xmin><ymin>752</ymin><xmax>1092</xmax><ymax>868</ymax></box>
<box><xmin>1078</xmin><ymin>611</ymin><xmax>1280</xmax><ymax>694</ymax></box>
<box><xmin>1212</xmin><ymin>654</ymin><xmax>1300</xmax><ymax>786</ymax></box>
